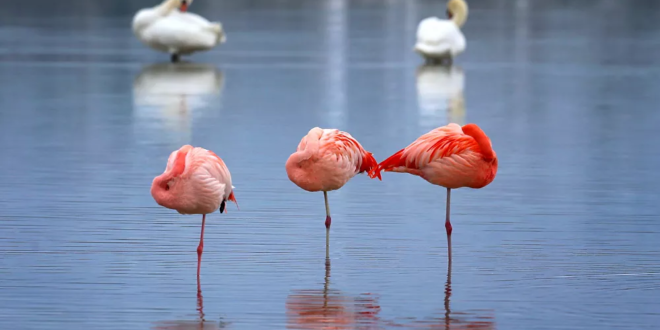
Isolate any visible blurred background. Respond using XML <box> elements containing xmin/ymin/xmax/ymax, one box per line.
<box><xmin>1</xmin><ymin>0</ymin><xmax>660</xmax><ymax>329</ymax></box>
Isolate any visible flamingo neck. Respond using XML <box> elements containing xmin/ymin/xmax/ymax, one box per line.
<box><xmin>462</xmin><ymin>123</ymin><xmax>494</xmax><ymax>161</ymax></box>
<box><xmin>300</xmin><ymin>128</ymin><xmax>322</xmax><ymax>161</ymax></box>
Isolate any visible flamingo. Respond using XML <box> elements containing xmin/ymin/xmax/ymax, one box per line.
<box><xmin>151</xmin><ymin>145</ymin><xmax>237</xmax><ymax>280</ymax></box>
<box><xmin>368</xmin><ymin>123</ymin><xmax>497</xmax><ymax>259</ymax></box>
<box><xmin>285</xmin><ymin>128</ymin><xmax>380</xmax><ymax>254</ymax></box>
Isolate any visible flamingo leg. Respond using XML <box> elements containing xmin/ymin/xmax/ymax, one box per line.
<box><xmin>197</xmin><ymin>214</ymin><xmax>206</xmax><ymax>279</ymax></box>
<box><xmin>445</xmin><ymin>188</ymin><xmax>453</xmax><ymax>260</ymax></box>
<box><xmin>197</xmin><ymin>275</ymin><xmax>204</xmax><ymax>322</ymax></box>
<box><xmin>444</xmin><ymin>250</ymin><xmax>452</xmax><ymax>326</ymax></box>
<box><xmin>324</xmin><ymin>191</ymin><xmax>331</xmax><ymax>257</ymax></box>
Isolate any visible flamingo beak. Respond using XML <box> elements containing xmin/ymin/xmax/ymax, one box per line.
<box><xmin>180</xmin><ymin>1</ymin><xmax>188</xmax><ymax>12</ymax></box>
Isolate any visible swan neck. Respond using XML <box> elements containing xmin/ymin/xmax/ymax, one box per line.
<box><xmin>449</xmin><ymin>0</ymin><xmax>468</xmax><ymax>28</ymax></box>
<box><xmin>155</xmin><ymin>0</ymin><xmax>179</xmax><ymax>15</ymax></box>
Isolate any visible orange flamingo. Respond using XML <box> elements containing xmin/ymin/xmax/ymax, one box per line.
<box><xmin>151</xmin><ymin>145</ymin><xmax>237</xmax><ymax>280</ymax></box>
<box><xmin>286</xmin><ymin>127</ymin><xmax>380</xmax><ymax>250</ymax></box>
<box><xmin>369</xmin><ymin>123</ymin><xmax>497</xmax><ymax>259</ymax></box>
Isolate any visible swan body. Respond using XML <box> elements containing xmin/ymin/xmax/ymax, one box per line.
<box><xmin>132</xmin><ymin>0</ymin><xmax>226</xmax><ymax>62</ymax></box>
<box><xmin>414</xmin><ymin>0</ymin><xmax>468</xmax><ymax>64</ymax></box>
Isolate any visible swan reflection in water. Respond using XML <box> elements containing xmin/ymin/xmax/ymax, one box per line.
<box><xmin>151</xmin><ymin>276</ymin><xmax>230</xmax><ymax>330</ymax></box>
<box><xmin>286</xmin><ymin>258</ymin><xmax>381</xmax><ymax>329</ymax></box>
<box><xmin>133</xmin><ymin>63</ymin><xmax>224</xmax><ymax>141</ymax></box>
<box><xmin>416</xmin><ymin>65</ymin><xmax>465</xmax><ymax>129</ymax></box>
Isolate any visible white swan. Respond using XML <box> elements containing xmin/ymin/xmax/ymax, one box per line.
<box><xmin>132</xmin><ymin>0</ymin><xmax>226</xmax><ymax>62</ymax></box>
<box><xmin>416</xmin><ymin>65</ymin><xmax>465</xmax><ymax>128</ymax></box>
<box><xmin>133</xmin><ymin>63</ymin><xmax>224</xmax><ymax>137</ymax></box>
<box><xmin>414</xmin><ymin>0</ymin><xmax>468</xmax><ymax>65</ymax></box>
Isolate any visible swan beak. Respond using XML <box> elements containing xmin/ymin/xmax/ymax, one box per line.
<box><xmin>179</xmin><ymin>1</ymin><xmax>188</xmax><ymax>12</ymax></box>
<box><xmin>446</xmin><ymin>9</ymin><xmax>453</xmax><ymax>19</ymax></box>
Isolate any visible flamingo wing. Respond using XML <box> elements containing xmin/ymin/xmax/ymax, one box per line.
<box><xmin>319</xmin><ymin>129</ymin><xmax>380</xmax><ymax>178</ymax></box>
<box><xmin>369</xmin><ymin>123</ymin><xmax>479</xmax><ymax>178</ymax></box>
<box><xmin>182</xmin><ymin>147</ymin><xmax>236</xmax><ymax>210</ymax></box>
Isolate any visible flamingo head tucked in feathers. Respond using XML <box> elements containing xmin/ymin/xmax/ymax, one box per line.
<box><xmin>461</xmin><ymin>123</ymin><xmax>496</xmax><ymax>162</ymax></box>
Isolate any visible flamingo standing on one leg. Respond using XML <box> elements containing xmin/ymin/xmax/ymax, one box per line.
<box><xmin>151</xmin><ymin>145</ymin><xmax>237</xmax><ymax>281</ymax></box>
<box><xmin>368</xmin><ymin>123</ymin><xmax>497</xmax><ymax>260</ymax></box>
<box><xmin>286</xmin><ymin>128</ymin><xmax>381</xmax><ymax>255</ymax></box>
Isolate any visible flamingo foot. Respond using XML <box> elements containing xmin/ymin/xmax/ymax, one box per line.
<box><xmin>325</xmin><ymin>216</ymin><xmax>331</xmax><ymax>229</ymax></box>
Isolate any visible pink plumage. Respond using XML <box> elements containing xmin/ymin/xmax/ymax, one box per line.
<box><xmin>369</xmin><ymin>123</ymin><xmax>497</xmax><ymax>260</ymax></box>
<box><xmin>151</xmin><ymin>144</ymin><xmax>237</xmax><ymax>278</ymax></box>
<box><xmin>151</xmin><ymin>145</ymin><xmax>237</xmax><ymax>214</ymax></box>
<box><xmin>369</xmin><ymin>123</ymin><xmax>497</xmax><ymax>188</ymax></box>
<box><xmin>286</xmin><ymin>127</ymin><xmax>380</xmax><ymax>192</ymax></box>
<box><xmin>285</xmin><ymin>127</ymin><xmax>380</xmax><ymax>247</ymax></box>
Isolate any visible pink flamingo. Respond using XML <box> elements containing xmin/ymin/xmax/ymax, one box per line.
<box><xmin>151</xmin><ymin>145</ymin><xmax>237</xmax><ymax>280</ymax></box>
<box><xmin>286</xmin><ymin>128</ymin><xmax>380</xmax><ymax>251</ymax></box>
<box><xmin>369</xmin><ymin>123</ymin><xmax>497</xmax><ymax>260</ymax></box>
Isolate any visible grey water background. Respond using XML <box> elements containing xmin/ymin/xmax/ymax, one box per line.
<box><xmin>1</xmin><ymin>0</ymin><xmax>660</xmax><ymax>329</ymax></box>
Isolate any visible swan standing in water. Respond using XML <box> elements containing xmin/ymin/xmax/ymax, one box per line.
<box><xmin>132</xmin><ymin>0</ymin><xmax>226</xmax><ymax>63</ymax></box>
<box><xmin>414</xmin><ymin>0</ymin><xmax>468</xmax><ymax>65</ymax></box>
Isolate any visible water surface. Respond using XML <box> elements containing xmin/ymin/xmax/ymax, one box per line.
<box><xmin>1</xmin><ymin>0</ymin><xmax>660</xmax><ymax>329</ymax></box>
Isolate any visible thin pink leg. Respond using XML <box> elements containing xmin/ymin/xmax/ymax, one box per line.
<box><xmin>324</xmin><ymin>191</ymin><xmax>331</xmax><ymax>258</ymax></box>
<box><xmin>324</xmin><ymin>191</ymin><xmax>331</xmax><ymax>229</ymax></box>
<box><xmin>445</xmin><ymin>188</ymin><xmax>452</xmax><ymax>261</ymax></box>
<box><xmin>197</xmin><ymin>214</ymin><xmax>206</xmax><ymax>280</ymax></box>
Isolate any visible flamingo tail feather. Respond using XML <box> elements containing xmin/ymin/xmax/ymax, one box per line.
<box><xmin>368</xmin><ymin>149</ymin><xmax>405</xmax><ymax>179</ymax></box>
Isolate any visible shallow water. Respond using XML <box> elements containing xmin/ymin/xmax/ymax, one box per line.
<box><xmin>1</xmin><ymin>0</ymin><xmax>660</xmax><ymax>329</ymax></box>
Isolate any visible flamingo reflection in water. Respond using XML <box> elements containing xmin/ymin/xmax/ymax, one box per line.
<box><xmin>286</xmin><ymin>258</ymin><xmax>381</xmax><ymax>329</ymax></box>
<box><xmin>385</xmin><ymin>259</ymin><xmax>495</xmax><ymax>330</ymax></box>
<box><xmin>151</xmin><ymin>276</ymin><xmax>231</xmax><ymax>330</ymax></box>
